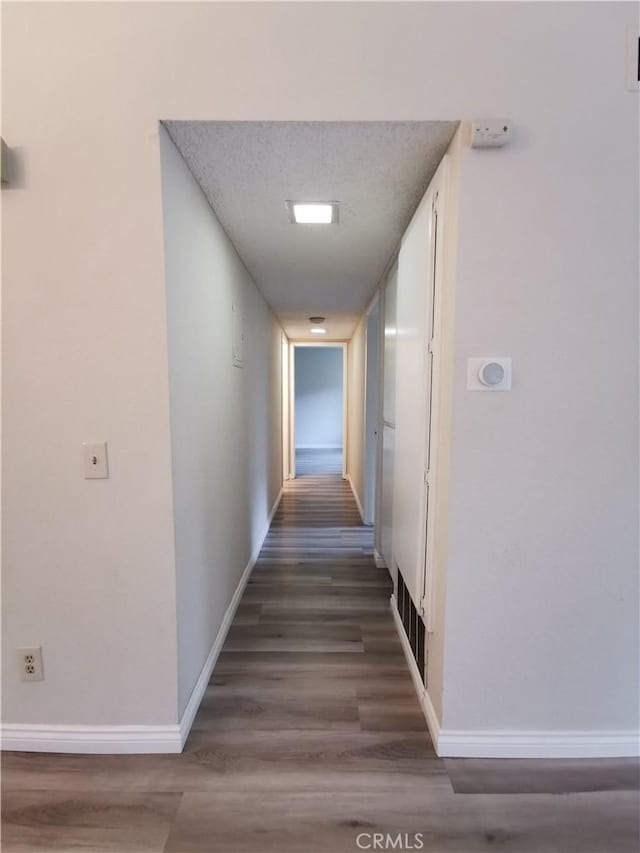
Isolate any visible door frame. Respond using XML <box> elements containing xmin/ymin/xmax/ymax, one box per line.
<box><xmin>418</xmin><ymin>158</ymin><xmax>448</xmax><ymax>631</ymax></box>
<box><xmin>363</xmin><ymin>296</ymin><xmax>380</xmax><ymax>525</ymax></box>
<box><xmin>288</xmin><ymin>341</ymin><xmax>348</xmax><ymax>480</ymax></box>
<box><xmin>281</xmin><ymin>331</ymin><xmax>291</xmax><ymax>481</ymax></box>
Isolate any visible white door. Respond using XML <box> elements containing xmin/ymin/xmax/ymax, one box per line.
<box><xmin>380</xmin><ymin>262</ymin><xmax>398</xmax><ymax>571</ymax></box>
<box><xmin>281</xmin><ymin>333</ymin><xmax>290</xmax><ymax>481</ymax></box>
<box><xmin>363</xmin><ymin>303</ymin><xmax>379</xmax><ymax>525</ymax></box>
<box><xmin>421</xmin><ymin>174</ymin><xmax>446</xmax><ymax>630</ymax></box>
<box><xmin>391</xmin><ymin>156</ymin><xmax>447</xmax><ymax>614</ymax></box>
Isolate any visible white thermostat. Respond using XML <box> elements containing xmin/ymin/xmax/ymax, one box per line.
<box><xmin>471</xmin><ymin>120</ymin><xmax>512</xmax><ymax>148</ymax></box>
<box><xmin>467</xmin><ymin>357</ymin><xmax>512</xmax><ymax>391</ymax></box>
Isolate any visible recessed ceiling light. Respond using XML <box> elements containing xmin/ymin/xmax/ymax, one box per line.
<box><xmin>286</xmin><ymin>201</ymin><xmax>339</xmax><ymax>225</ymax></box>
<box><xmin>310</xmin><ymin>327</ymin><xmax>327</xmax><ymax>334</ymax></box>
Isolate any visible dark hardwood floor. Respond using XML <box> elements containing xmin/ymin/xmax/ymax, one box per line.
<box><xmin>295</xmin><ymin>446</ymin><xmax>344</xmax><ymax>477</ymax></box>
<box><xmin>2</xmin><ymin>453</ymin><xmax>639</xmax><ymax>851</ymax></box>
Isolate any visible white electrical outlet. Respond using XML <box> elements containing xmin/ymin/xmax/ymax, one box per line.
<box><xmin>17</xmin><ymin>646</ymin><xmax>44</xmax><ymax>682</ymax></box>
<box><xmin>471</xmin><ymin>119</ymin><xmax>513</xmax><ymax>148</ymax></box>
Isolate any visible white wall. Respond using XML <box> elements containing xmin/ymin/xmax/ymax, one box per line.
<box><xmin>444</xmin><ymin>110</ymin><xmax>639</xmax><ymax>732</ymax></box>
<box><xmin>294</xmin><ymin>347</ymin><xmax>343</xmax><ymax>449</ymax></box>
<box><xmin>2</xmin><ymin>2</ymin><xmax>637</xmax><ymax>746</ymax></box>
<box><xmin>159</xmin><ymin>127</ymin><xmax>282</xmax><ymax>717</ymax></box>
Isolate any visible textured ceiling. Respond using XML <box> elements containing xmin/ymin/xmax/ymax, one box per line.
<box><xmin>164</xmin><ymin>121</ymin><xmax>458</xmax><ymax>339</ymax></box>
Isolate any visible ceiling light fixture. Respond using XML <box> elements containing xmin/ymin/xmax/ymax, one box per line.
<box><xmin>286</xmin><ymin>201</ymin><xmax>339</xmax><ymax>225</ymax></box>
<box><xmin>310</xmin><ymin>327</ymin><xmax>327</xmax><ymax>334</ymax></box>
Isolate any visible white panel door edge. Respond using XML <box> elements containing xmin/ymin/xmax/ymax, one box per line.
<box><xmin>421</xmin><ymin>160</ymin><xmax>448</xmax><ymax>631</ymax></box>
<box><xmin>391</xmin><ymin>155</ymin><xmax>448</xmax><ymax>614</ymax></box>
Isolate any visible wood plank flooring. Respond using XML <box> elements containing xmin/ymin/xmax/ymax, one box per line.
<box><xmin>2</xmin><ymin>453</ymin><xmax>639</xmax><ymax>851</ymax></box>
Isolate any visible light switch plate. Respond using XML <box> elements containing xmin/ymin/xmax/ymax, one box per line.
<box><xmin>467</xmin><ymin>357</ymin><xmax>512</xmax><ymax>391</ymax></box>
<box><xmin>83</xmin><ymin>441</ymin><xmax>109</xmax><ymax>478</ymax></box>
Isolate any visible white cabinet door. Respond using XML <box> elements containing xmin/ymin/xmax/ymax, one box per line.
<box><xmin>383</xmin><ymin>263</ymin><xmax>398</xmax><ymax>427</ymax></box>
<box><xmin>380</xmin><ymin>422</ymin><xmax>395</xmax><ymax>573</ymax></box>
<box><xmin>392</xmin><ymin>157</ymin><xmax>447</xmax><ymax>611</ymax></box>
<box><xmin>379</xmin><ymin>262</ymin><xmax>398</xmax><ymax>568</ymax></box>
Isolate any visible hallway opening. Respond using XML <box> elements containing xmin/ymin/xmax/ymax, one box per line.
<box><xmin>292</xmin><ymin>343</ymin><xmax>346</xmax><ymax>479</ymax></box>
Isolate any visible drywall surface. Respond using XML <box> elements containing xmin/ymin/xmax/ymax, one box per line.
<box><xmin>440</xmin><ymin>21</ymin><xmax>639</xmax><ymax>732</ymax></box>
<box><xmin>159</xmin><ymin>127</ymin><xmax>282</xmax><ymax>717</ymax></box>
<box><xmin>294</xmin><ymin>347</ymin><xmax>343</xmax><ymax>449</ymax></box>
<box><xmin>347</xmin><ymin>317</ymin><xmax>367</xmax><ymax>513</ymax></box>
<box><xmin>2</xmin><ymin>2</ymin><xmax>637</xmax><ymax>740</ymax></box>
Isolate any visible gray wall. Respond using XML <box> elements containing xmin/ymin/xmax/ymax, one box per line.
<box><xmin>2</xmin><ymin>2</ymin><xmax>637</xmax><ymax>747</ymax></box>
<box><xmin>295</xmin><ymin>347</ymin><xmax>343</xmax><ymax>449</ymax></box>
<box><xmin>160</xmin><ymin>126</ymin><xmax>283</xmax><ymax>716</ymax></box>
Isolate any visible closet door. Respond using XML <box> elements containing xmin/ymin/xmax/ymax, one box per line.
<box><xmin>392</xmin><ymin>157</ymin><xmax>447</xmax><ymax>613</ymax></box>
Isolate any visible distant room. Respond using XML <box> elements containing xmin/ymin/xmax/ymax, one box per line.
<box><xmin>294</xmin><ymin>345</ymin><xmax>344</xmax><ymax>477</ymax></box>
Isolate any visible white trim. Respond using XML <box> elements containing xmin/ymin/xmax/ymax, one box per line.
<box><xmin>437</xmin><ymin>730</ymin><xmax>640</xmax><ymax>759</ymax></box>
<box><xmin>1</xmin><ymin>488</ymin><xmax>284</xmax><ymax>756</ymax></box>
<box><xmin>281</xmin><ymin>331</ymin><xmax>291</xmax><ymax>482</ymax></box>
<box><xmin>390</xmin><ymin>595</ymin><xmax>640</xmax><ymax>759</ymax></box>
<box><xmin>289</xmin><ymin>341</ymin><xmax>348</xmax><ymax>480</ymax></box>
<box><xmin>390</xmin><ymin>594</ymin><xmax>440</xmax><ymax>750</ymax></box>
<box><xmin>342</xmin><ymin>341</ymin><xmax>348</xmax><ymax>479</ymax></box>
<box><xmin>373</xmin><ymin>549</ymin><xmax>387</xmax><ymax>569</ymax></box>
<box><xmin>178</xmin><ymin>486</ymin><xmax>283</xmax><ymax>747</ymax></box>
<box><xmin>0</xmin><ymin>724</ymin><xmax>182</xmax><ymax>754</ymax></box>
<box><xmin>346</xmin><ymin>473</ymin><xmax>364</xmax><ymax>522</ymax></box>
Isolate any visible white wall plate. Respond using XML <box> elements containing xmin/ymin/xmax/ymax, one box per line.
<box><xmin>82</xmin><ymin>441</ymin><xmax>109</xmax><ymax>478</ymax></box>
<box><xmin>470</xmin><ymin>120</ymin><xmax>512</xmax><ymax>148</ymax></box>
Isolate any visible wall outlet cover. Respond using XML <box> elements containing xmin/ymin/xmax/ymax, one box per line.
<box><xmin>17</xmin><ymin>646</ymin><xmax>44</xmax><ymax>681</ymax></box>
<box><xmin>471</xmin><ymin>120</ymin><xmax>513</xmax><ymax>148</ymax></box>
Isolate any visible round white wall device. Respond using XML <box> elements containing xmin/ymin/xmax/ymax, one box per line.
<box><xmin>478</xmin><ymin>361</ymin><xmax>505</xmax><ymax>386</ymax></box>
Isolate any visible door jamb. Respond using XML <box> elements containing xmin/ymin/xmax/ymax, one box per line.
<box><xmin>288</xmin><ymin>341</ymin><xmax>348</xmax><ymax>480</ymax></box>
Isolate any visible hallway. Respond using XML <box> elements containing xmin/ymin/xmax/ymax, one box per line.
<box><xmin>3</xmin><ymin>469</ymin><xmax>638</xmax><ymax>851</ymax></box>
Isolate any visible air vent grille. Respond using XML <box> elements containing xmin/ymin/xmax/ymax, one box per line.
<box><xmin>397</xmin><ymin>570</ymin><xmax>426</xmax><ymax>686</ymax></box>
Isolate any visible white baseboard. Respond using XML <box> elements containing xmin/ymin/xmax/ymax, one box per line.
<box><xmin>389</xmin><ymin>595</ymin><xmax>639</xmax><ymax>759</ymax></box>
<box><xmin>373</xmin><ymin>549</ymin><xmax>387</xmax><ymax>569</ymax></box>
<box><xmin>390</xmin><ymin>594</ymin><xmax>440</xmax><ymax>751</ymax></box>
<box><xmin>437</xmin><ymin>730</ymin><xmax>640</xmax><ymax>759</ymax></box>
<box><xmin>346</xmin><ymin>474</ymin><xmax>364</xmax><ymax>522</ymax></box>
<box><xmin>1</xmin><ymin>488</ymin><xmax>284</xmax><ymax>756</ymax></box>
<box><xmin>178</xmin><ymin>486</ymin><xmax>283</xmax><ymax>747</ymax></box>
<box><xmin>0</xmin><ymin>724</ymin><xmax>183</xmax><ymax>755</ymax></box>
